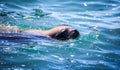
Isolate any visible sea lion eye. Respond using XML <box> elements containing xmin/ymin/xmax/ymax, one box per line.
<box><xmin>68</xmin><ymin>30</ymin><xmax>80</xmax><ymax>39</ymax></box>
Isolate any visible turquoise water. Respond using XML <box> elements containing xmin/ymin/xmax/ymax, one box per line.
<box><xmin>0</xmin><ymin>0</ymin><xmax>120</xmax><ymax>70</ymax></box>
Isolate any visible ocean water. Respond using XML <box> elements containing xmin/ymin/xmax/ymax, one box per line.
<box><xmin>0</xmin><ymin>0</ymin><xmax>120</xmax><ymax>70</ymax></box>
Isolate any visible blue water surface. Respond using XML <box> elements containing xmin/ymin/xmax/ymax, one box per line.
<box><xmin>0</xmin><ymin>0</ymin><xmax>120</xmax><ymax>70</ymax></box>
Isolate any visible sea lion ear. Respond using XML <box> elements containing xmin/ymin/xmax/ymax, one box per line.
<box><xmin>55</xmin><ymin>29</ymin><xmax>68</xmax><ymax>39</ymax></box>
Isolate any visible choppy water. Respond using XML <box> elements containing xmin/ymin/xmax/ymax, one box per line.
<box><xmin>0</xmin><ymin>0</ymin><xmax>120</xmax><ymax>70</ymax></box>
